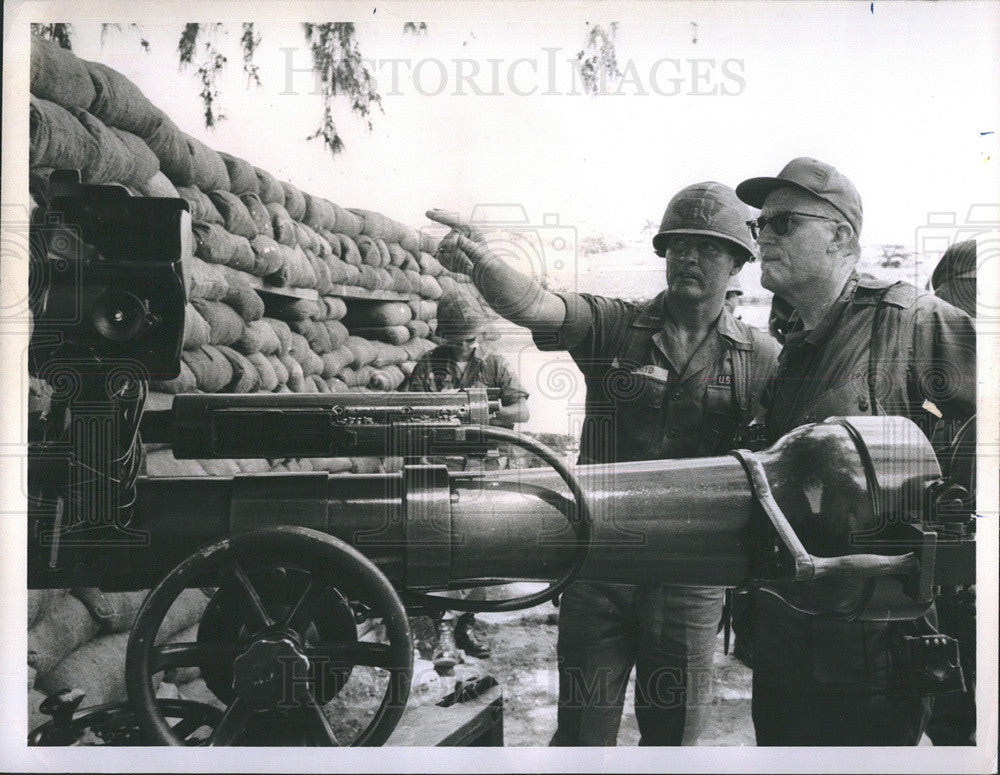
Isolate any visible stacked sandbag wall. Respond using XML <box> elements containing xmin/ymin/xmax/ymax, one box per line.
<box><xmin>26</xmin><ymin>34</ymin><xmax>490</xmax><ymax>730</ymax></box>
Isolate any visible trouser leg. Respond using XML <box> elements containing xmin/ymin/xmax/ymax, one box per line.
<box><xmin>550</xmin><ymin>582</ymin><xmax>635</xmax><ymax>746</ymax></box>
<box><xmin>633</xmin><ymin>585</ymin><xmax>724</xmax><ymax>746</ymax></box>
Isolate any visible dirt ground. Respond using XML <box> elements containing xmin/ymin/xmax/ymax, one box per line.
<box><xmin>405</xmin><ymin>604</ymin><xmax>755</xmax><ymax>747</ymax></box>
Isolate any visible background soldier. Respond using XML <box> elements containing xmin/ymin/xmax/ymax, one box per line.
<box><xmin>404</xmin><ymin>294</ymin><xmax>530</xmax><ymax>673</ymax></box>
<box><xmin>736</xmin><ymin>157</ymin><xmax>976</xmax><ymax>745</ymax></box>
<box><xmin>926</xmin><ymin>238</ymin><xmax>977</xmax><ymax>746</ymax></box>
<box><xmin>427</xmin><ymin>182</ymin><xmax>779</xmax><ymax>745</ymax></box>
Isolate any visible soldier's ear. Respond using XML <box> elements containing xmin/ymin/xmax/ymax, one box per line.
<box><xmin>828</xmin><ymin>223</ymin><xmax>853</xmax><ymax>253</ymax></box>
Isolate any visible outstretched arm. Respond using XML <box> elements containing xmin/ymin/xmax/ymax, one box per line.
<box><xmin>426</xmin><ymin>210</ymin><xmax>567</xmax><ymax>333</ymax></box>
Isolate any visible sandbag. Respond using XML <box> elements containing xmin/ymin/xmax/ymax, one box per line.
<box><xmin>323</xmin><ymin>319</ymin><xmax>350</xmax><ymax>348</ymax></box>
<box><xmin>278</xmin><ymin>353</ymin><xmax>306</xmax><ymax>392</ymax></box>
<box><xmin>219</xmin><ymin>152</ymin><xmax>260</xmax><ymax>195</ymax></box>
<box><xmin>262</xmin><ymin>295</ymin><xmax>322</xmax><ymax>323</ymax></box>
<box><xmin>27</xmin><ymin>594</ymin><xmax>101</xmax><ymax>675</ymax></box>
<box><xmin>324</xmin><ymin>257</ymin><xmax>352</xmax><ymax>286</ymax></box>
<box><xmin>247</xmin><ymin>351</ymin><xmax>279</xmax><ymax>391</ymax></box>
<box><xmin>350</xmin><ymin>325</ymin><xmax>411</xmax><ymax>345</ymax></box>
<box><xmin>387</xmin><ymin>243</ymin><xmax>409</xmax><ymax>268</ymax></box>
<box><xmin>308</xmin><ymin>457</ymin><xmax>353</xmax><ymax>472</ymax></box>
<box><xmin>186</xmin><ymin>134</ymin><xmax>230</xmax><ymax>191</ymax></box>
<box><xmin>150</xmin><ymin>359</ymin><xmax>197</xmax><ymax>394</ymax></box>
<box><xmin>308</xmin><ymin>252</ymin><xmax>334</xmax><ymax>294</ymax></box>
<box><xmin>73</xmin><ymin>110</ymin><xmax>149</xmax><ymax>185</ymax></box>
<box><xmin>319</xmin><ymin>296</ymin><xmax>348</xmax><ymax>321</ymax></box>
<box><xmin>408</xmin><ymin>299</ymin><xmax>438</xmax><ymax>321</ymax></box>
<box><xmin>70</xmin><ymin>588</ymin><xmax>148</xmax><ymax>633</ymax></box>
<box><xmin>373</xmin><ymin>267</ymin><xmax>395</xmax><ymax>292</ymax></box>
<box><xmin>345</xmin><ymin>336</ymin><xmax>377</xmax><ymax>369</ymax></box>
<box><xmin>419</xmin><ymin>274</ymin><xmax>444</xmax><ymax>300</ymax></box>
<box><xmin>144</xmin><ymin>448</ymin><xmax>208</xmax><ymax>476</ymax></box>
<box><xmin>207</xmin><ymin>190</ymin><xmax>257</xmax><ymax>240</ymax></box>
<box><xmin>331</xmin><ymin>203</ymin><xmax>363</xmax><ymax>238</ymax></box>
<box><xmin>218</xmin><ymin>267</ymin><xmax>265</xmax><ymax>321</ymax></box>
<box><xmin>34</xmin><ymin>630</ymin><xmax>130</xmax><ymax>706</ymax></box>
<box><xmin>29</xmin><ymin>97</ymin><xmax>99</xmax><ymax>171</ymax></box>
<box><xmin>324</xmin><ymin>378</ymin><xmax>350</xmax><ymax>394</ymax></box>
<box><xmin>344</xmin><ymin>300</ymin><xmax>413</xmax><ymax>328</ymax></box>
<box><xmin>321</xmin><ymin>346</ymin><xmax>354</xmax><ymax>378</ymax></box>
<box><xmin>351</xmin><ymin>456</ymin><xmax>384</xmax><ymax>474</ymax></box>
<box><xmin>401</xmin><ymin>337</ymin><xmax>437</xmax><ymax>362</ymax></box>
<box><xmin>182</xmin><ymin>302</ymin><xmax>211</xmax><ymax>349</ymax></box>
<box><xmin>267</xmin><ymin>353</ymin><xmax>290</xmax><ymax>386</ymax></box>
<box><xmin>295</xmin><ymin>222</ymin><xmax>319</xmax><ymax>253</ymax></box>
<box><xmin>369</xmin><ymin>365</ymin><xmax>405</xmax><ymax>391</ymax></box>
<box><xmin>201</xmin><ymin>458</ymin><xmax>243</xmax><ymax>476</ymax></box>
<box><xmin>266</xmin><ymin>202</ymin><xmax>297</xmax><ymax>247</ymax></box>
<box><xmin>406</xmin><ymin>318</ymin><xmax>431</xmax><ymax>339</ymax></box>
<box><xmin>249</xmin><ymin>235</ymin><xmax>287</xmax><ymax>277</ymax></box>
<box><xmin>370</xmin><ymin>341</ymin><xmax>409</xmax><ymax>368</ymax></box>
<box><xmin>84</xmin><ymin>60</ymin><xmax>161</xmax><ymax>136</ymax></box>
<box><xmin>399</xmin><ymin>360</ymin><xmax>417</xmax><ymax>377</ymax></box>
<box><xmin>183</xmin><ymin>255</ymin><xmax>229</xmax><ymax>301</ymax></box>
<box><xmin>255</xmin><ymin>167</ymin><xmax>285</xmax><ymax>205</ymax></box>
<box><xmin>184</xmin><ymin>345</ymin><xmax>234</xmax><ymax>392</ymax></box>
<box><xmin>135</xmin><ymin>170</ymin><xmax>180</xmax><ymax>199</ymax></box>
<box><xmin>266</xmin><ymin>244</ymin><xmax>317</xmax><ymax>288</ymax></box>
<box><xmin>233</xmin><ymin>318</ymin><xmax>282</xmax><ymax>356</ymax></box>
<box><xmin>386</xmin><ymin>265</ymin><xmax>413</xmax><ymax>294</ymax></box>
<box><xmin>350</xmin><ymin>208</ymin><xmax>408</xmax><ymax>243</ymax></box>
<box><xmin>354</xmin><ymin>264</ymin><xmax>380</xmax><ymax>291</ymax></box>
<box><xmin>145</xmin><ymin>112</ymin><xmax>195</xmax><ymax>186</ymax></box>
<box><xmin>190</xmin><ymin>299</ymin><xmax>245</xmax><ymax>346</ymax></box>
<box><xmin>356</xmin><ymin>235</ymin><xmax>381</xmax><ymax>267</ymax></box>
<box><xmin>30</xmin><ymin>36</ymin><xmax>96</xmax><ymax>111</ymax></box>
<box><xmin>240</xmin><ymin>192</ymin><xmax>274</xmax><ymax>239</ymax></box>
<box><xmin>337</xmin><ymin>234</ymin><xmax>362</xmax><ymax>266</ymax></box>
<box><xmin>338</xmin><ymin>365</ymin><xmax>376</xmax><ymax>388</ymax></box>
<box><xmin>290</xmin><ymin>319</ymin><xmax>332</xmax><ymax>355</ymax></box>
<box><xmin>280</xmin><ymin>181</ymin><xmax>307</xmax><ymax>220</ymax></box>
<box><xmin>176</xmin><ymin>186</ymin><xmax>224</xmax><ymax>225</ymax></box>
<box><xmin>28</xmin><ymin>589</ymin><xmax>69</xmax><ymax>628</ymax></box>
<box><xmin>216</xmin><ymin>345</ymin><xmax>262</xmax><ymax>392</ymax></box>
<box><xmin>264</xmin><ymin>317</ymin><xmax>293</xmax><ymax>355</ymax></box>
<box><xmin>376</xmin><ymin>239</ymin><xmax>393</xmax><ymax>268</ymax></box>
<box><xmin>192</xmin><ymin>221</ymin><xmax>236</xmax><ymax>265</ymax></box>
<box><xmin>302</xmin><ymin>193</ymin><xmax>326</xmax><ymax>231</ymax></box>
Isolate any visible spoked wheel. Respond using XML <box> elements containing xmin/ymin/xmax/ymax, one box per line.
<box><xmin>126</xmin><ymin>527</ymin><xmax>412</xmax><ymax>746</ymax></box>
<box><xmin>28</xmin><ymin>693</ymin><xmax>222</xmax><ymax>746</ymax></box>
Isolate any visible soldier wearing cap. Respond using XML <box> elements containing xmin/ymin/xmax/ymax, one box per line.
<box><xmin>426</xmin><ymin>182</ymin><xmax>779</xmax><ymax>746</ymax></box>
<box><xmin>736</xmin><ymin>157</ymin><xmax>976</xmax><ymax>745</ymax></box>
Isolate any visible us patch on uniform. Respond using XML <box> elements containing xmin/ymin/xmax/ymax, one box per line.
<box><xmin>716</xmin><ymin>374</ymin><xmax>733</xmax><ymax>387</ymax></box>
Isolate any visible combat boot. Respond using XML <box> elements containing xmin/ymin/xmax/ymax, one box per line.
<box><xmin>454</xmin><ymin>613</ymin><xmax>491</xmax><ymax>659</ymax></box>
<box><xmin>432</xmin><ymin>615</ymin><xmax>461</xmax><ymax>675</ymax></box>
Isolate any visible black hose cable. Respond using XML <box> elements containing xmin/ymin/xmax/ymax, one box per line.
<box><xmin>402</xmin><ymin>425</ymin><xmax>592</xmax><ymax>613</ymax></box>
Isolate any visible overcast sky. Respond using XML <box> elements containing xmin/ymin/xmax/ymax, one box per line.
<box><xmin>12</xmin><ymin>1</ymin><xmax>1000</xmax><ymax>254</ymax></box>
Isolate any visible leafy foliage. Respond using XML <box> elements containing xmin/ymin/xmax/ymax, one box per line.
<box><xmin>240</xmin><ymin>23</ymin><xmax>262</xmax><ymax>88</ymax></box>
<box><xmin>176</xmin><ymin>24</ymin><xmax>228</xmax><ymax>128</ymax></box>
<box><xmin>31</xmin><ymin>23</ymin><xmax>73</xmax><ymax>49</ymax></box>
<box><xmin>302</xmin><ymin>22</ymin><xmax>383</xmax><ymax>156</ymax></box>
<box><xmin>575</xmin><ymin>23</ymin><xmax>621</xmax><ymax>95</ymax></box>
<box><xmin>403</xmin><ymin>22</ymin><xmax>428</xmax><ymax>36</ymax></box>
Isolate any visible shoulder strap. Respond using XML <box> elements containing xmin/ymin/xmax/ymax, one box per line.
<box><xmin>867</xmin><ymin>282</ymin><xmax>921</xmax><ymax>415</ymax></box>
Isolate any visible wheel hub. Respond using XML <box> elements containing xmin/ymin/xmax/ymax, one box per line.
<box><xmin>231</xmin><ymin>634</ymin><xmax>309</xmax><ymax>712</ymax></box>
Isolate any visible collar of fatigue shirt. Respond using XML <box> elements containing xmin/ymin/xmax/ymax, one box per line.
<box><xmin>780</xmin><ymin>273</ymin><xmax>860</xmax><ymax>359</ymax></box>
<box><xmin>633</xmin><ymin>290</ymin><xmax>753</xmax><ymax>348</ymax></box>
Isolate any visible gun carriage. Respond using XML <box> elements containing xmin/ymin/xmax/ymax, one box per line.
<box><xmin>25</xmin><ymin>173</ymin><xmax>976</xmax><ymax>746</ymax></box>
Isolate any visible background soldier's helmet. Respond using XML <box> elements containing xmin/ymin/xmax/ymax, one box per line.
<box><xmin>436</xmin><ymin>294</ymin><xmax>488</xmax><ymax>339</ymax></box>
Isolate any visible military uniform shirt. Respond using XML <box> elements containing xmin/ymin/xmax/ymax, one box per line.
<box><xmin>406</xmin><ymin>344</ymin><xmax>529</xmax><ymax>404</ymax></box>
<box><xmin>534</xmin><ymin>291</ymin><xmax>780</xmax><ymax>464</ymax></box>
<box><xmin>763</xmin><ymin>273</ymin><xmax>976</xmax><ymax>442</ymax></box>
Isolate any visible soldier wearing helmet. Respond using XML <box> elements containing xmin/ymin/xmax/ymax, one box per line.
<box><xmin>426</xmin><ymin>183</ymin><xmax>779</xmax><ymax>746</ymax></box>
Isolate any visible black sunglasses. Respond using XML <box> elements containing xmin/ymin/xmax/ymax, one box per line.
<box><xmin>747</xmin><ymin>211</ymin><xmax>840</xmax><ymax>240</ymax></box>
